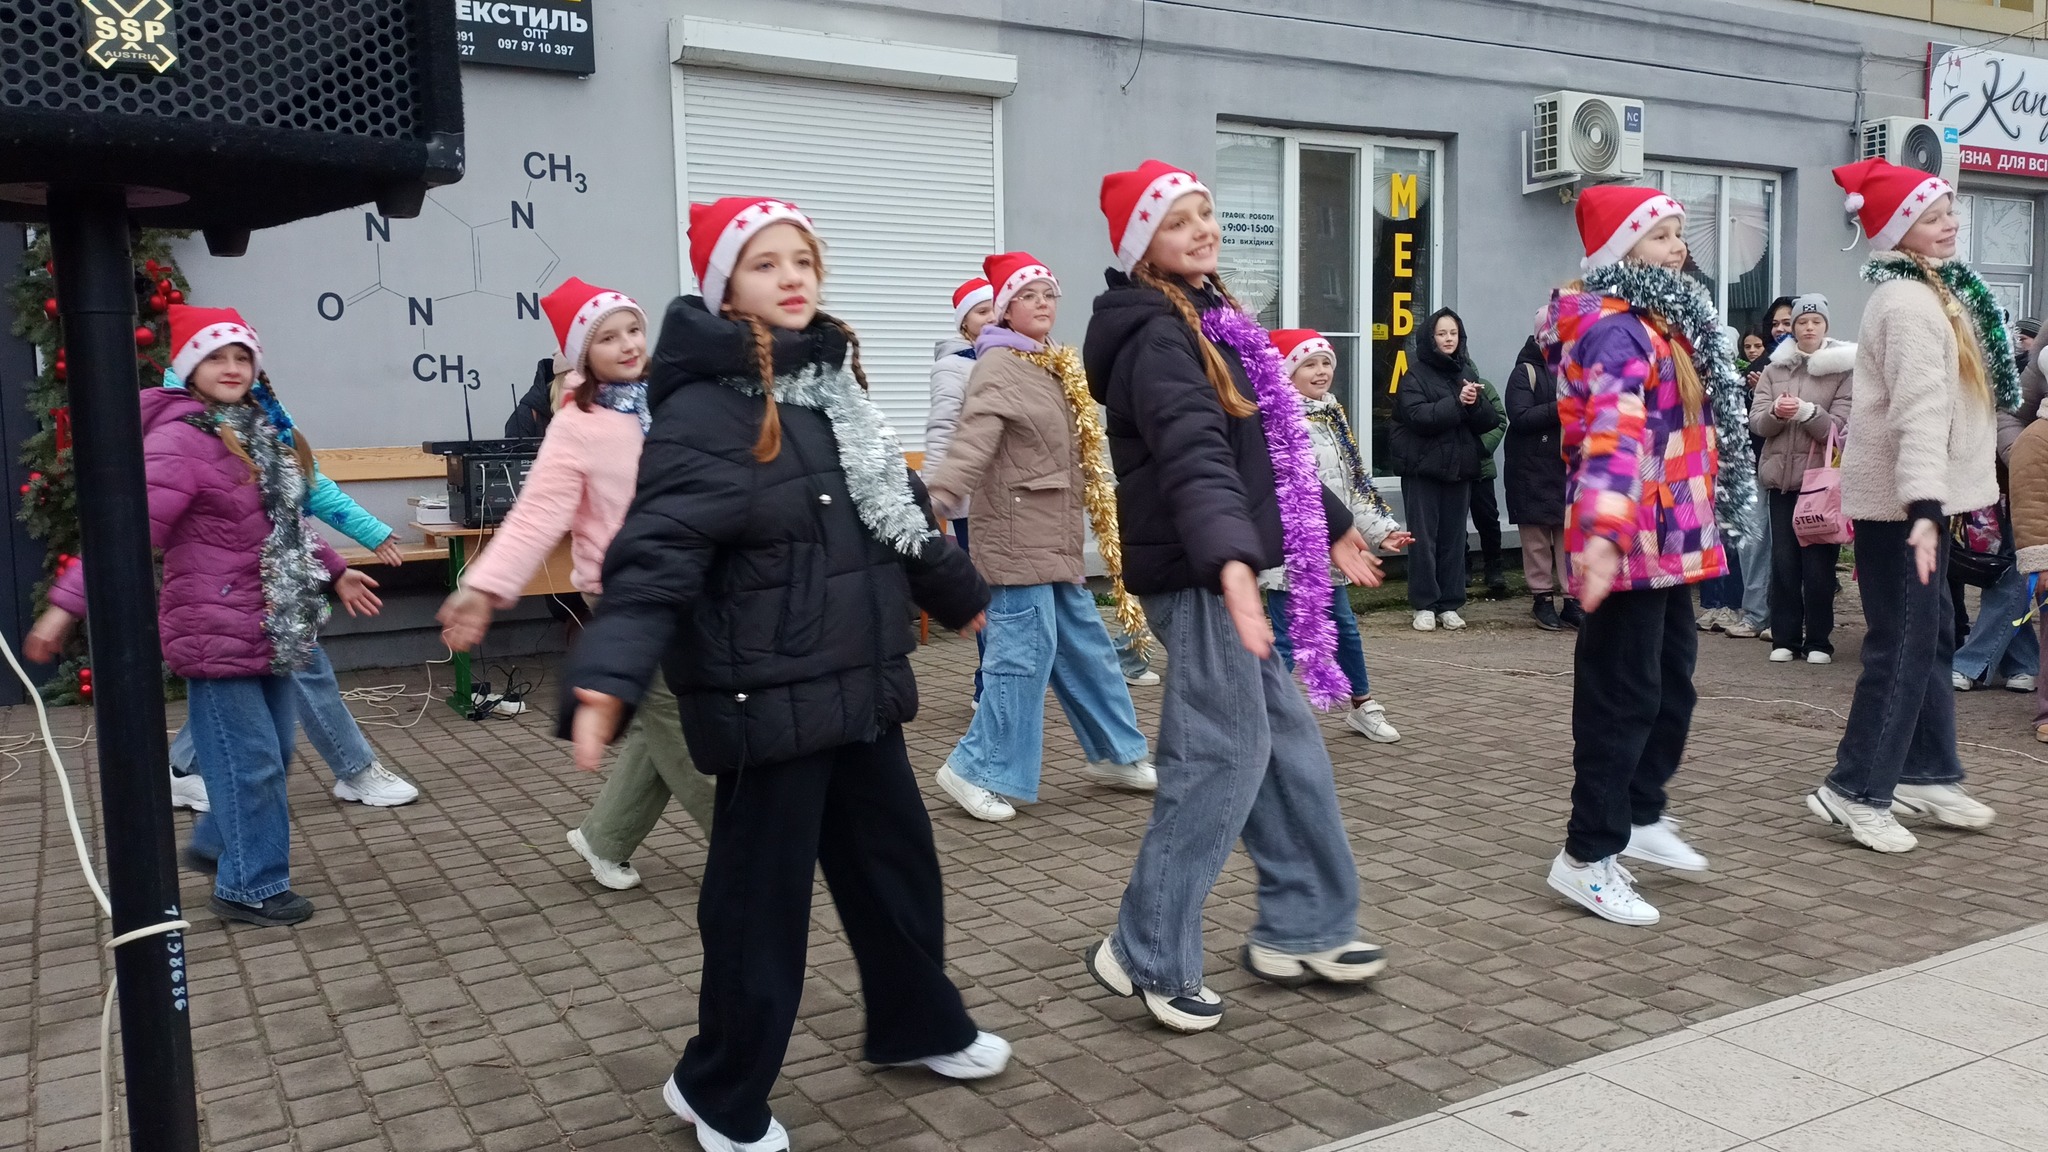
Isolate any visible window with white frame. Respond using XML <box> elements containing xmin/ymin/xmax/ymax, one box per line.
<box><xmin>1214</xmin><ymin>129</ymin><xmax>1441</xmax><ymax>476</ymax></box>
<box><xmin>1641</xmin><ymin>165</ymin><xmax>1780</xmax><ymax>338</ymax></box>
<box><xmin>1954</xmin><ymin>192</ymin><xmax>2036</xmax><ymax>323</ymax></box>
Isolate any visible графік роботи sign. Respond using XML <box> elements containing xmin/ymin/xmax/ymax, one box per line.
<box><xmin>456</xmin><ymin>0</ymin><xmax>594</xmax><ymax>76</ymax></box>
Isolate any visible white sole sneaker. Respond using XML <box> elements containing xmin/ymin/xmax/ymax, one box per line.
<box><xmin>936</xmin><ymin>764</ymin><xmax>1016</xmax><ymax>821</ymax></box>
<box><xmin>331</xmin><ymin>765</ymin><xmax>420</xmax><ymax>807</ymax></box>
<box><xmin>1439</xmin><ymin>611</ymin><xmax>1467</xmax><ymax>631</ymax></box>
<box><xmin>169</xmin><ymin>770</ymin><xmax>210</xmax><ymax>813</ymax></box>
<box><xmin>893</xmin><ymin>1031</ymin><xmax>1012</xmax><ymax>1079</ymax></box>
<box><xmin>1545</xmin><ymin>853</ymin><xmax>1659</xmax><ymax>926</ymax></box>
<box><xmin>565</xmin><ymin>829</ymin><xmax>642</xmax><ymax>890</ymax></box>
<box><xmin>1769</xmin><ymin>648</ymin><xmax>1796</xmax><ymax>663</ymax></box>
<box><xmin>1241</xmin><ymin>940</ymin><xmax>1387</xmax><ymax>987</ymax></box>
<box><xmin>1806</xmin><ymin>651</ymin><xmax>1832</xmax><ymax>665</ymax></box>
<box><xmin>1085</xmin><ymin>939</ymin><xmax>1224</xmax><ymax>1033</ymax></box>
<box><xmin>1620</xmin><ymin>818</ymin><xmax>1710</xmax><ymax>873</ymax></box>
<box><xmin>663</xmin><ymin>1076</ymin><xmax>789</xmax><ymax>1152</ymax></box>
<box><xmin>1083</xmin><ymin>758</ymin><xmax>1158</xmax><ymax>792</ymax></box>
<box><xmin>1804</xmin><ymin>788</ymin><xmax>1917</xmax><ymax>853</ymax></box>
<box><xmin>1345</xmin><ymin>704</ymin><xmax>1401</xmax><ymax>743</ymax></box>
<box><xmin>1890</xmin><ymin>784</ymin><xmax>1996</xmax><ymax>829</ymax></box>
<box><xmin>1412</xmin><ymin>612</ymin><xmax>1436</xmax><ymax>632</ymax></box>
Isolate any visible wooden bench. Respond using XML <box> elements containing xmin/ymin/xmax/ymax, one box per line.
<box><xmin>314</xmin><ymin>445</ymin><xmax>444</xmax><ymax>483</ymax></box>
<box><xmin>336</xmin><ymin>541</ymin><xmax>449</xmax><ymax>568</ymax></box>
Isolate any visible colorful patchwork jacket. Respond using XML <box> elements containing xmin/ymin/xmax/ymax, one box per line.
<box><xmin>1537</xmin><ymin>290</ymin><xmax>1727</xmax><ymax>596</ymax></box>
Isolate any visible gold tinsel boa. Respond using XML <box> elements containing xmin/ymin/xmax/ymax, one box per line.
<box><xmin>1020</xmin><ymin>343</ymin><xmax>1148</xmax><ymax>651</ymax></box>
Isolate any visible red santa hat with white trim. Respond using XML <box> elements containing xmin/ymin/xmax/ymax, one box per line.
<box><xmin>951</xmin><ymin>277</ymin><xmax>993</xmax><ymax>328</ymax></box>
<box><xmin>982</xmin><ymin>252</ymin><xmax>1057</xmax><ymax>321</ymax></box>
<box><xmin>1575</xmin><ymin>185</ymin><xmax>1687</xmax><ymax>271</ymax></box>
<box><xmin>1832</xmin><ymin>158</ymin><xmax>1954</xmax><ymax>252</ymax></box>
<box><xmin>168</xmin><ymin>304</ymin><xmax>264</xmax><ymax>381</ymax></box>
<box><xmin>540</xmin><ymin>277</ymin><xmax>645</xmax><ymax>373</ymax></box>
<box><xmin>688</xmin><ymin>196</ymin><xmax>817</xmax><ymax>308</ymax></box>
<box><xmin>1270</xmin><ymin>329</ymin><xmax>1335</xmax><ymax>378</ymax></box>
<box><xmin>1100</xmin><ymin>159</ymin><xmax>1211</xmax><ymax>272</ymax></box>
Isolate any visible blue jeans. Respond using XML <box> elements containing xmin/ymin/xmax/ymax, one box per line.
<box><xmin>1953</xmin><ymin>565</ymin><xmax>2041</xmax><ymax>683</ymax></box>
<box><xmin>1736</xmin><ymin>515</ymin><xmax>1771</xmax><ymax>628</ymax></box>
<box><xmin>947</xmin><ymin>583</ymin><xmax>1148</xmax><ymax>802</ymax></box>
<box><xmin>952</xmin><ymin>519</ymin><xmax>986</xmax><ymax>702</ymax></box>
<box><xmin>1114</xmin><ymin>627</ymin><xmax>1154</xmax><ymax>679</ymax></box>
<box><xmin>186</xmin><ymin>675</ymin><xmax>299</xmax><ymax>903</ymax></box>
<box><xmin>170</xmin><ymin>646</ymin><xmax>374</xmax><ymax>781</ymax></box>
<box><xmin>1111</xmin><ymin>587</ymin><xmax>1359</xmax><ymax>997</ymax></box>
<box><xmin>1265</xmin><ymin>587</ymin><xmax>1371</xmax><ymax>698</ymax></box>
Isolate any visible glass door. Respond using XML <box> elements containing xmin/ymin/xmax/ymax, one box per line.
<box><xmin>1956</xmin><ymin>193</ymin><xmax>2036</xmax><ymax>325</ymax></box>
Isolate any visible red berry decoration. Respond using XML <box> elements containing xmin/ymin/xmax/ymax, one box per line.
<box><xmin>156</xmin><ymin>278</ymin><xmax>172</xmax><ymax>294</ymax></box>
<box><xmin>135</xmin><ymin>326</ymin><xmax>155</xmax><ymax>347</ymax></box>
<box><xmin>148</xmin><ymin>293</ymin><xmax>167</xmax><ymax>313</ymax></box>
<box><xmin>77</xmin><ymin>667</ymin><xmax>90</xmax><ymax>681</ymax></box>
<box><xmin>16</xmin><ymin>484</ymin><xmax>26</xmax><ymax>496</ymax></box>
<box><xmin>42</xmin><ymin>298</ymin><xmax>58</xmax><ymax>317</ymax></box>
<box><xmin>28</xmin><ymin>472</ymin><xmax>41</xmax><ymax>482</ymax></box>
<box><xmin>144</xmin><ymin>259</ymin><xmax>159</xmax><ymax>274</ymax></box>
<box><xmin>168</xmin><ymin>290</ymin><xmax>184</xmax><ymax>305</ymax></box>
<box><xmin>53</xmin><ymin>364</ymin><xmax>65</xmax><ymax>381</ymax></box>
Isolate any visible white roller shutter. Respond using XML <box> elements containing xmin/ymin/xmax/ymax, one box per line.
<box><xmin>679</xmin><ymin>70</ymin><xmax>998</xmax><ymax>451</ymax></box>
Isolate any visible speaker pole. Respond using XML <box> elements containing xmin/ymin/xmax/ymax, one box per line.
<box><xmin>47</xmin><ymin>183</ymin><xmax>202</xmax><ymax>1152</ymax></box>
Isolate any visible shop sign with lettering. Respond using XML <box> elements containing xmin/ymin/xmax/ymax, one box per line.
<box><xmin>457</xmin><ymin>0</ymin><xmax>595</xmax><ymax>75</ymax></box>
<box><xmin>1929</xmin><ymin>42</ymin><xmax>2048</xmax><ymax>177</ymax></box>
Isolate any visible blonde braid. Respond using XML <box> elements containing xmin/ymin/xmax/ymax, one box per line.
<box><xmin>1131</xmin><ymin>262</ymin><xmax>1257</xmax><ymax>418</ymax></box>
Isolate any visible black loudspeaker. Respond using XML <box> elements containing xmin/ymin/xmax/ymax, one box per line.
<box><xmin>0</xmin><ymin>0</ymin><xmax>464</xmax><ymax>250</ymax></box>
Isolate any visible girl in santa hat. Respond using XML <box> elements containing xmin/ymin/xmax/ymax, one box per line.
<box><xmin>923</xmin><ymin>275</ymin><xmax>996</xmax><ymax>703</ymax></box>
<box><xmin>436</xmin><ymin>277</ymin><xmax>714</xmax><ymax>893</ymax></box>
<box><xmin>1262</xmin><ymin>329</ymin><xmax>1412</xmax><ymax>742</ymax></box>
<box><xmin>27</xmin><ymin>305</ymin><xmax>384</xmax><ymax>927</ymax></box>
<box><xmin>924</xmin><ymin>252</ymin><xmax>1154</xmax><ymax>822</ymax></box>
<box><xmin>1535</xmin><ymin>184</ymin><xmax>1760</xmax><ymax>927</ymax></box>
<box><xmin>564</xmin><ymin>197</ymin><xmax>1006</xmax><ymax>1151</ymax></box>
<box><xmin>1804</xmin><ymin>158</ymin><xmax>2012</xmax><ymax>854</ymax></box>
<box><xmin>1079</xmin><ymin>159</ymin><xmax>1389</xmax><ymax>1034</ymax></box>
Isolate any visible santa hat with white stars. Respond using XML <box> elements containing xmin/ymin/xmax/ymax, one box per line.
<box><xmin>689</xmin><ymin>196</ymin><xmax>817</xmax><ymax>308</ymax></box>
<box><xmin>1100</xmin><ymin>160</ymin><xmax>1211</xmax><ymax>272</ymax></box>
<box><xmin>168</xmin><ymin>304</ymin><xmax>264</xmax><ymax>381</ymax></box>
<box><xmin>1832</xmin><ymin>158</ymin><xmax>1954</xmax><ymax>252</ymax></box>
<box><xmin>1575</xmin><ymin>185</ymin><xmax>1687</xmax><ymax>271</ymax></box>
<box><xmin>539</xmin><ymin>277</ymin><xmax>644</xmax><ymax>374</ymax></box>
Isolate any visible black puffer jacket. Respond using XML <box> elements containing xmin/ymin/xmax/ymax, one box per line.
<box><xmin>1388</xmin><ymin>307</ymin><xmax>1500</xmax><ymax>483</ymax></box>
<box><xmin>1083</xmin><ymin>270</ymin><xmax>1352</xmax><ymax>595</ymax></box>
<box><xmin>1503</xmin><ymin>335</ymin><xmax>1566</xmax><ymax>526</ymax></box>
<box><xmin>564</xmin><ymin>299</ymin><xmax>988</xmax><ymax>773</ymax></box>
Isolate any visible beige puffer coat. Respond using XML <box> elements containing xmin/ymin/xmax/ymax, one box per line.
<box><xmin>1749</xmin><ymin>336</ymin><xmax>1855</xmax><ymax>494</ymax></box>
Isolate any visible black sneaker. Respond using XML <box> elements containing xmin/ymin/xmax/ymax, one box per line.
<box><xmin>210</xmin><ymin>891</ymin><xmax>314</xmax><ymax>927</ymax></box>
<box><xmin>1484</xmin><ymin>579</ymin><xmax>1510</xmax><ymax>601</ymax></box>
<box><xmin>1532</xmin><ymin>595</ymin><xmax>1564</xmax><ymax>632</ymax></box>
<box><xmin>1560</xmin><ymin>598</ymin><xmax>1586</xmax><ymax>630</ymax></box>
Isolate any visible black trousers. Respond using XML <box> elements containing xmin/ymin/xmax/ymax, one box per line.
<box><xmin>1826</xmin><ymin>520</ymin><xmax>1964</xmax><ymax>806</ymax></box>
<box><xmin>1767</xmin><ymin>490</ymin><xmax>1842</xmax><ymax>655</ymax></box>
<box><xmin>1469</xmin><ymin>478</ymin><xmax>1504</xmax><ymax>585</ymax></box>
<box><xmin>1403</xmin><ymin>476</ymin><xmax>1471</xmax><ymax>612</ymax></box>
<box><xmin>1567</xmin><ymin>584</ymin><xmax>1698</xmax><ymax>863</ymax></box>
<box><xmin>674</xmin><ymin>725</ymin><xmax>977</xmax><ymax>1141</ymax></box>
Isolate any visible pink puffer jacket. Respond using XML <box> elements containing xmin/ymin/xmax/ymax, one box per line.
<box><xmin>50</xmin><ymin>388</ymin><xmax>345</xmax><ymax>679</ymax></box>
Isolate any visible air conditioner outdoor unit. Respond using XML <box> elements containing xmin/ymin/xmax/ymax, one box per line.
<box><xmin>1859</xmin><ymin>117</ymin><xmax>1961</xmax><ymax>185</ymax></box>
<box><xmin>1531</xmin><ymin>91</ymin><xmax>1646</xmax><ymax>181</ymax></box>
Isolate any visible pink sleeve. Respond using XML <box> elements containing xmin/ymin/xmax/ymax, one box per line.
<box><xmin>315</xmin><ymin>532</ymin><xmax>347</xmax><ymax>579</ymax></box>
<box><xmin>460</xmin><ymin>412</ymin><xmax>588</xmax><ymax>608</ymax></box>
<box><xmin>49</xmin><ymin>558</ymin><xmax>86</xmax><ymax>616</ymax></box>
<box><xmin>52</xmin><ymin>426</ymin><xmax>206</xmax><ymax>615</ymax></box>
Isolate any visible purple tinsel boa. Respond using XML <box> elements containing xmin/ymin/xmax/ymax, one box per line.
<box><xmin>1200</xmin><ymin>306</ymin><xmax>1349</xmax><ymax>709</ymax></box>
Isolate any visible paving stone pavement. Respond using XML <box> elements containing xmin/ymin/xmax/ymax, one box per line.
<box><xmin>7</xmin><ymin>587</ymin><xmax>2048</xmax><ymax>1151</ymax></box>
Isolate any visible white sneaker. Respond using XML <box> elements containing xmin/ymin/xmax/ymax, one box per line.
<box><xmin>1769</xmin><ymin>647</ymin><xmax>1796</xmax><ymax>663</ymax></box>
<box><xmin>1346</xmin><ymin>700</ymin><xmax>1401</xmax><ymax>743</ymax></box>
<box><xmin>1724</xmin><ymin>617</ymin><xmax>1759</xmax><ymax>639</ymax></box>
<box><xmin>1805</xmin><ymin>788</ymin><xmax>1916</xmax><ymax>853</ymax></box>
<box><xmin>169</xmin><ymin>769</ymin><xmax>210</xmax><ymax>813</ymax></box>
<box><xmin>1412</xmin><ymin>610</ymin><xmax>1437</xmax><ymax>632</ymax></box>
<box><xmin>1953</xmin><ymin>671</ymin><xmax>1975</xmax><ymax>691</ymax></box>
<box><xmin>1695</xmin><ymin>610</ymin><xmax>1718</xmax><ymax>632</ymax></box>
<box><xmin>937</xmin><ymin>763</ymin><xmax>1016</xmax><ymax>822</ymax></box>
<box><xmin>565</xmin><ymin>828</ymin><xmax>642</xmax><ymax>890</ymax></box>
<box><xmin>1085</xmin><ymin>938</ymin><xmax>1224</xmax><ymax>1032</ymax></box>
<box><xmin>1241</xmin><ymin>940</ymin><xmax>1387</xmax><ymax>986</ymax></box>
<box><xmin>1759</xmin><ymin>627</ymin><xmax>1775</xmax><ymax>643</ymax></box>
<box><xmin>1124</xmin><ymin>669</ymin><xmax>1161</xmax><ymax>687</ymax></box>
<box><xmin>1546</xmin><ymin>852</ymin><xmax>1659</xmax><ymax>926</ymax></box>
<box><xmin>1806</xmin><ymin>650</ymin><xmax>1832</xmax><ymax>665</ymax></box>
<box><xmin>332</xmin><ymin>764</ymin><xmax>419</xmax><ymax>807</ymax></box>
<box><xmin>2007</xmin><ymin>674</ymin><xmax>2038</xmax><ymax>692</ymax></box>
<box><xmin>663</xmin><ymin>1076</ymin><xmax>788</xmax><ymax>1152</ymax></box>
<box><xmin>897</xmin><ymin>1031</ymin><xmax>1012</xmax><ymax>1079</ymax></box>
<box><xmin>1084</xmin><ymin>757</ymin><xmax>1157</xmax><ymax>792</ymax></box>
<box><xmin>1891</xmin><ymin>783</ymin><xmax>1996</xmax><ymax>829</ymax></box>
<box><xmin>1439</xmin><ymin>610</ymin><xmax>1467</xmax><ymax>631</ymax></box>
<box><xmin>1622</xmin><ymin>817</ymin><xmax>1709</xmax><ymax>872</ymax></box>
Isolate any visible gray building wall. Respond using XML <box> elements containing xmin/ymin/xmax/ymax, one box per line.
<box><xmin>163</xmin><ymin>0</ymin><xmax>2040</xmax><ymax>652</ymax></box>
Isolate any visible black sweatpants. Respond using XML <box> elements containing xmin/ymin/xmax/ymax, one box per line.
<box><xmin>1566</xmin><ymin>584</ymin><xmax>1698</xmax><ymax>863</ymax></box>
<box><xmin>1403</xmin><ymin>476</ymin><xmax>1471</xmax><ymax>613</ymax></box>
<box><xmin>1767</xmin><ymin>490</ymin><xmax>1842</xmax><ymax>655</ymax></box>
<box><xmin>1469</xmin><ymin>479</ymin><xmax>1505</xmax><ymax>586</ymax></box>
<box><xmin>673</xmin><ymin>725</ymin><xmax>977</xmax><ymax>1141</ymax></box>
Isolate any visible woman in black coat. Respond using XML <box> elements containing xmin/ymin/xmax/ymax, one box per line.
<box><xmin>1503</xmin><ymin>334</ymin><xmax>1581</xmax><ymax>631</ymax></box>
<box><xmin>1389</xmin><ymin>307</ymin><xmax>1501</xmax><ymax>629</ymax></box>
<box><xmin>565</xmin><ymin>199</ymin><xmax>1006</xmax><ymax>1150</ymax></box>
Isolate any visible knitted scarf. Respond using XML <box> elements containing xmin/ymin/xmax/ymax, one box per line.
<box><xmin>723</xmin><ymin>363</ymin><xmax>936</xmax><ymax>557</ymax></box>
<box><xmin>1579</xmin><ymin>262</ymin><xmax>1761</xmax><ymax>544</ymax></box>
<box><xmin>594</xmin><ymin>380</ymin><xmax>651</xmax><ymax>434</ymax></box>
<box><xmin>1862</xmin><ymin>252</ymin><xmax>2021</xmax><ymax>412</ymax></box>
<box><xmin>208</xmin><ymin>403</ymin><xmax>329</xmax><ymax>674</ymax></box>
<box><xmin>1019</xmin><ymin>342</ymin><xmax>1147</xmax><ymax>647</ymax></box>
<box><xmin>1200</xmin><ymin>306</ymin><xmax>1350</xmax><ymax>709</ymax></box>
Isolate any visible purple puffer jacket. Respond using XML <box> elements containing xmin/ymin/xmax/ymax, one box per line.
<box><xmin>49</xmin><ymin>388</ymin><xmax>346</xmax><ymax>679</ymax></box>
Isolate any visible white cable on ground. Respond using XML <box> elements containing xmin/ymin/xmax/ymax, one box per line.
<box><xmin>0</xmin><ymin>628</ymin><xmax>189</xmax><ymax>1150</ymax></box>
